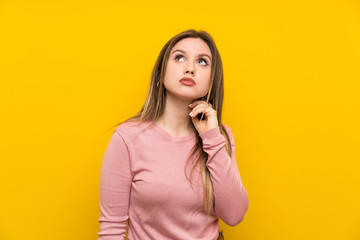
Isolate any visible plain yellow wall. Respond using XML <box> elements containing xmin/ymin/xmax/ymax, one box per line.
<box><xmin>0</xmin><ymin>0</ymin><xmax>359</xmax><ymax>239</ymax></box>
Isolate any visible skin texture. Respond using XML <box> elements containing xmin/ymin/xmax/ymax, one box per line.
<box><xmin>156</xmin><ymin>37</ymin><xmax>218</xmax><ymax>136</ymax></box>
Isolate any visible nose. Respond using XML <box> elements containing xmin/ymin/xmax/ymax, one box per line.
<box><xmin>186</xmin><ymin>70</ymin><xmax>194</xmax><ymax>75</ymax></box>
<box><xmin>185</xmin><ymin>61</ymin><xmax>195</xmax><ymax>75</ymax></box>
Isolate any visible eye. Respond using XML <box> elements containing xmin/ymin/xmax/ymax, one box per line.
<box><xmin>174</xmin><ymin>54</ymin><xmax>209</xmax><ymax>66</ymax></box>
<box><xmin>174</xmin><ymin>54</ymin><xmax>185</xmax><ymax>62</ymax></box>
<box><xmin>198</xmin><ymin>58</ymin><xmax>209</xmax><ymax>66</ymax></box>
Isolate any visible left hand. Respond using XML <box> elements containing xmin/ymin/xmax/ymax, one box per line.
<box><xmin>188</xmin><ymin>100</ymin><xmax>219</xmax><ymax>134</ymax></box>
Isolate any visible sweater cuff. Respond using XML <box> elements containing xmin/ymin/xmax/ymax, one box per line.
<box><xmin>199</xmin><ymin>127</ymin><xmax>226</xmax><ymax>149</ymax></box>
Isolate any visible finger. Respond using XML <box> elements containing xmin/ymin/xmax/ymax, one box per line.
<box><xmin>189</xmin><ymin>103</ymin><xmax>210</xmax><ymax>116</ymax></box>
<box><xmin>189</xmin><ymin>102</ymin><xmax>213</xmax><ymax>112</ymax></box>
<box><xmin>188</xmin><ymin>100</ymin><xmax>212</xmax><ymax>109</ymax></box>
<box><xmin>189</xmin><ymin>105</ymin><xmax>213</xmax><ymax>118</ymax></box>
<box><xmin>188</xmin><ymin>100</ymin><xmax>202</xmax><ymax>108</ymax></box>
<box><xmin>199</xmin><ymin>103</ymin><xmax>214</xmax><ymax>115</ymax></box>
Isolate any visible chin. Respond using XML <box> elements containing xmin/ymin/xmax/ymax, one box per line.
<box><xmin>168</xmin><ymin>91</ymin><xmax>199</xmax><ymax>101</ymax></box>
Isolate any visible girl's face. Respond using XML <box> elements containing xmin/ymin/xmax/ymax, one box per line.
<box><xmin>163</xmin><ymin>37</ymin><xmax>212</xmax><ymax>101</ymax></box>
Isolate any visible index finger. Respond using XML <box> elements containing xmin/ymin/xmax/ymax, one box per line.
<box><xmin>188</xmin><ymin>100</ymin><xmax>211</xmax><ymax>108</ymax></box>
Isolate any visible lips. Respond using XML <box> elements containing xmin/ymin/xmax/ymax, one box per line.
<box><xmin>179</xmin><ymin>77</ymin><xmax>196</xmax><ymax>86</ymax></box>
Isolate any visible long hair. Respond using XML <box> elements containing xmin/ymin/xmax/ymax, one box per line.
<box><xmin>110</xmin><ymin>29</ymin><xmax>232</xmax><ymax>215</ymax></box>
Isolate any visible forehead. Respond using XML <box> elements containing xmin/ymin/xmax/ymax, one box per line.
<box><xmin>171</xmin><ymin>38</ymin><xmax>212</xmax><ymax>57</ymax></box>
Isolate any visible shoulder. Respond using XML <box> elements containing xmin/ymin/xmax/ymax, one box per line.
<box><xmin>114</xmin><ymin>120</ymin><xmax>152</xmax><ymax>139</ymax></box>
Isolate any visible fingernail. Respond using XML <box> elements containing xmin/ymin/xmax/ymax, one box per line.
<box><xmin>189</xmin><ymin>111</ymin><xmax>192</xmax><ymax>116</ymax></box>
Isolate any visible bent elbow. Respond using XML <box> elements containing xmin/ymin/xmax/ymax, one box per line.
<box><xmin>222</xmin><ymin>191</ymin><xmax>249</xmax><ymax>226</ymax></box>
<box><xmin>224</xmin><ymin>216</ymin><xmax>245</xmax><ymax>226</ymax></box>
<box><xmin>222</xmin><ymin>207</ymin><xmax>247</xmax><ymax>226</ymax></box>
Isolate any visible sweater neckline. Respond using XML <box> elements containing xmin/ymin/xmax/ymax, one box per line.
<box><xmin>151</xmin><ymin>121</ymin><xmax>197</xmax><ymax>142</ymax></box>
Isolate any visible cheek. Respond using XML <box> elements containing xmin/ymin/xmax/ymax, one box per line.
<box><xmin>165</xmin><ymin>62</ymin><xmax>183</xmax><ymax>78</ymax></box>
<box><xmin>164</xmin><ymin>64</ymin><xmax>177</xmax><ymax>84</ymax></box>
<box><xmin>165</xmin><ymin>62</ymin><xmax>176</xmax><ymax>73</ymax></box>
<box><xmin>166</xmin><ymin>64</ymin><xmax>177</xmax><ymax>75</ymax></box>
<box><xmin>202</xmin><ymin>69</ymin><xmax>212</xmax><ymax>85</ymax></box>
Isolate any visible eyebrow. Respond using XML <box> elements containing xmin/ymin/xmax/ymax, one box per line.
<box><xmin>171</xmin><ymin>49</ymin><xmax>212</xmax><ymax>61</ymax></box>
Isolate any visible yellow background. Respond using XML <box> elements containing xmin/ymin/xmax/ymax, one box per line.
<box><xmin>1</xmin><ymin>0</ymin><xmax>359</xmax><ymax>239</ymax></box>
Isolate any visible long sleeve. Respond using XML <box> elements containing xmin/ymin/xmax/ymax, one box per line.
<box><xmin>98</xmin><ymin>130</ymin><xmax>132</xmax><ymax>240</ymax></box>
<box><xmin>199</xmin><ymin>126</ymin><xmax>249</xmax><ymax>226</ymax></box>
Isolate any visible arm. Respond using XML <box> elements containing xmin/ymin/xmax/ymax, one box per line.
<box><xmin>199</xmin><ymin>126</ymin><xmax>249</xmax><ymax>226</ymax></box>
<box><xmin>98</xmin><ymin>130</ymin><xmax>132</xmax><ymax>240</ymax></box>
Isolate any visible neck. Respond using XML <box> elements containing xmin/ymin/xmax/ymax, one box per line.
<box><xmin>156</xmin><ymin>93</ymin><xmax>194</xmax><ymax>137</ymax></box>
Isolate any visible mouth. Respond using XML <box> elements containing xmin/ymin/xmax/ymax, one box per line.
<box><xmin>179</xmin><ymin>77</ymin><xmax>196</xmax><ymax>86</ymax></box>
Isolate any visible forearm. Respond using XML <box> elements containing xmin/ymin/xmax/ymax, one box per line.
<box><xmin>200</xmin><ymin>127</ymin><xmax>249</xmax><ymax>226</ymax></box>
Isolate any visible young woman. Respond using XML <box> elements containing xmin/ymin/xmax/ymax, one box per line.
<box><xmin>98</xmin><ymin>29</ymin><xmax>249</xmax><ymax>240</ymax></box>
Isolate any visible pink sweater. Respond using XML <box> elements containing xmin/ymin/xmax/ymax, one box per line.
<box><xmin>98</xmin><ymin>120</ymin><xmax>249</xmax><ymax>240</ymax></box>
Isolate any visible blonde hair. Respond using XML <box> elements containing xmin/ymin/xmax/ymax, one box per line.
<box><xmin>111</xmin><ymin>29</ymin><xmax>232</xmax><ymax>215</ymax></box>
